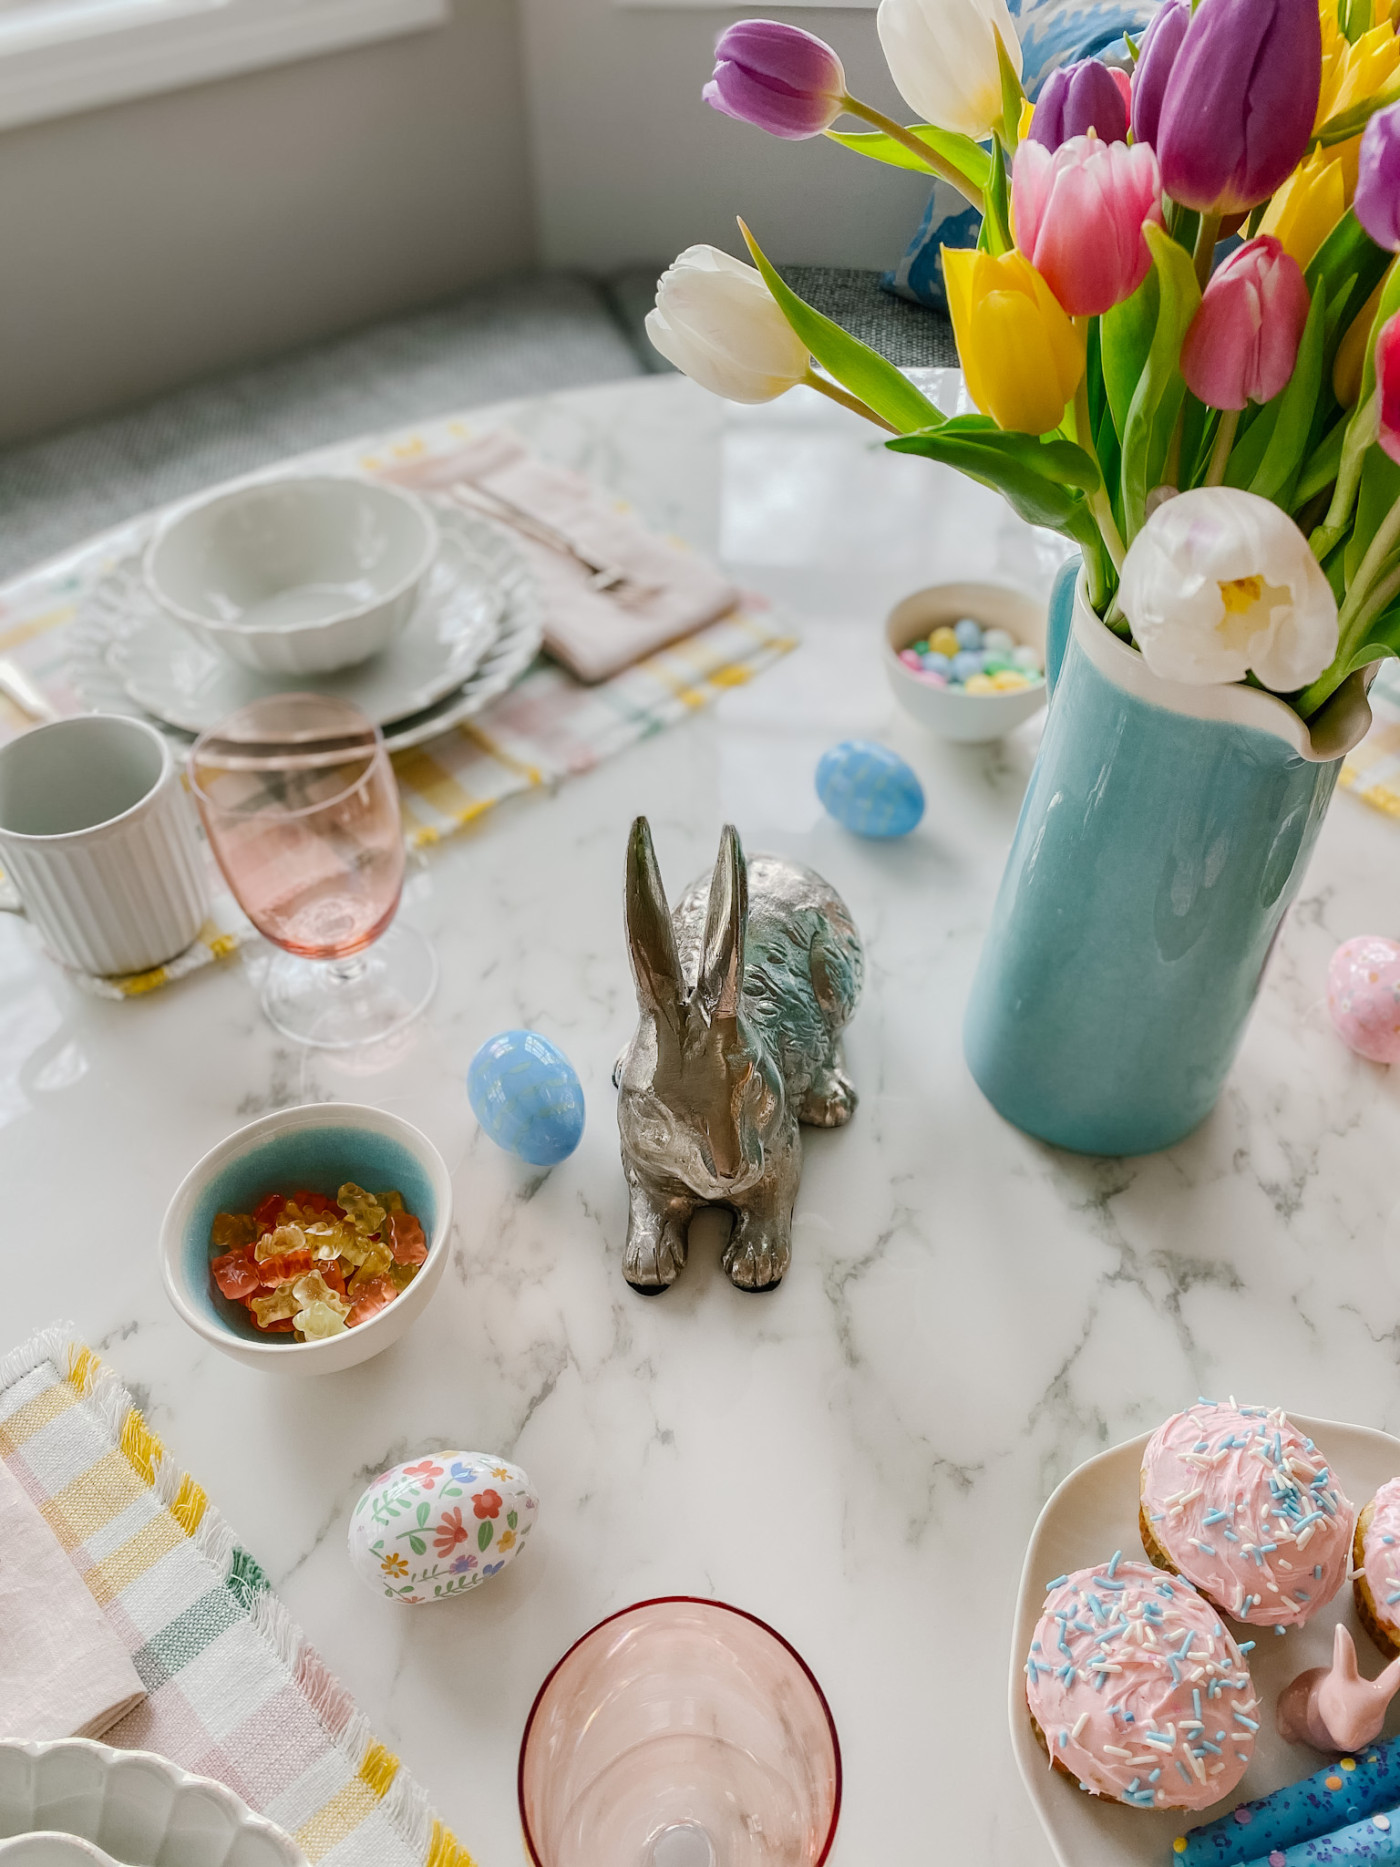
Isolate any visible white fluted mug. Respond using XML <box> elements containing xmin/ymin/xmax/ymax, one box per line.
<box><xmin>0</xmin><ymin>714</ymin><xmax>210</xmax><ymax>975</ymax></box>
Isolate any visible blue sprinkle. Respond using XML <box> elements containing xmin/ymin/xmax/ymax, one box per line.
<box><xmin>1107</xmin><ymin>1550</ymin><xmax>1122</xmax><ymax>1578</ymax></box>
<box><xmin>1176</xmin><ymin>1761</ymin><xmax>1193</xmax><ymax>1783</ymax></box>
<box><xmin>1059</xmin><ymin>1730</ymin><xmax>1068</xmax><ymax>1748</ymax></box>
<box><xmin>1149</xmin><ymin>1769</ymin><xmax>1162</xmax><ymax>1783</ymax></box>
<box><xmin>1234</xmin><ymin>1712</ymin><xmax>1260</xmax><ymax>1731</ymax></box>
<box><xmin>1199</xmin><ymin>1740</ymin><xmax>1223</xmax><ymax>1756</ymax></box>
<box><xmin>1045</xmin><ymin>1575</ymin><xmax>1068</xmax><ymax>1590</ymax></box>
<box><xmin>1237</xmin><ymin>1641</ymin><xmax>1255</xmax><ymax>1654</ymax></box>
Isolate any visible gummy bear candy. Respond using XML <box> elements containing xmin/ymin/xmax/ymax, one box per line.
<box><xmin>291</xmin><ymin>1270</ymin><xmax>350</xmax><ymax>1319</ymax></box>
<box><xmin>211</xmin><ymin>1211</ymin><xmax>257</xmax><ymax>1251</ymax></box>
<box><xmin>296</xmin><ymin>1300</ymin><xmax>348</xmax><ymax>1339</ymax></box>
<box><xmin>253</xmin><ymin>1193</ymin><xmax>286</xmax><ymax>1231</ymax></box>
<box><xmin>337</xmin><ymin>1183</ymin><xmax>386</xmax><ymax>1235</ymax></box>
<box><xmin>212</xmin><ymin>1249</ymin><xmax>262</xmax><ymax>1300</ymax></box>
<box><xmin>346</xmin><ymin>1272</ymin><xmax>397</xmax><ymax>1326</ymax></box>
<box><xmin>377</xmin><ymin>1189</ymin><xmax>405</xmax><ymax>1213</ymax></box>
<box><xmin>318</xmin><ymin>1259</ymin><xmax>348</xmax><ymax>1299</ymax></box>
<box><xmin>255</xmin><ymin>1222</ymin><xmax>306</xmax><ymax>1263</ymax></box>
<box><xmin>256</xmin><ymin>1246</ymin><xmax>313</xmax><ymax>1287</ymax></box>
<box><xmin>251</xmin><ymin>1286</ymin><xmax>299</xmax><ymax>1328</ymax></box>
<box><xmin>387</xmin><ymin>1212</ymin><xmax>427</xmax><ymax>1266</ymax></box>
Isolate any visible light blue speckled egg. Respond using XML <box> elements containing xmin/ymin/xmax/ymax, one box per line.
<box><xmin>467</xmin><ymin>1030</ymin><xmax>585</xmax><ymax>1165</ymax></box>
<box><xmin>816</xmin><ymin>740</ymin><xmax>924</xmax><ymax>839</ymax></box>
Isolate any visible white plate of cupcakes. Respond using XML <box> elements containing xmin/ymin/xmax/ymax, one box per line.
<box><xmin>1010</xmin><ymin>1400</ymin><xmax>1400</xmax><ymax>1867</ymax></box>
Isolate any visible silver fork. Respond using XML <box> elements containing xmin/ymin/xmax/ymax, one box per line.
<box><xmin>447</xmin><ymin>479</ymin><xmax>654</xmax><ymax>598</ymax></box>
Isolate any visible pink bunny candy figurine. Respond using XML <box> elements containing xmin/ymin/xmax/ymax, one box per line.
<box><xmin>1277</xmin><ymin>1624</ymin><xmax>1400</xmax><ymax>1752</ymax></box>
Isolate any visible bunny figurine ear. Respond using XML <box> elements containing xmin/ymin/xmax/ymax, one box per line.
<box><xmin>698</xmin><ymin>823</ymin><xmax>747</xmax><ymax>1022</ymax></box>
<box><xmin>625</xmin><ymin>816</ymin><xmax>683</xmax><ymax>1019</ymax></box>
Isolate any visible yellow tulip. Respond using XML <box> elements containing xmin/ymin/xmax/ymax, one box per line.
<box><xmin>1258</xmin><ymin>147</ymin><xmax>1347</xmax><ymax>267</ymax></box>
<box><xmin>1316</xmin><ymin>15</ymin><xmax>1400</xmax><ymax>190</ymax></box>
<box><xmin>1333</xmin><ymin>275</ymin><xmax>1386</xmax><ymax>404</ymax></box>
<box><xmin>942</xmin><ymin>247</ymin><xmax>1085</xmax><ymax>434</ymax></box>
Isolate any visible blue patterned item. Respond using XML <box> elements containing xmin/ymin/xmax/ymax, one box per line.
<box><xmin>816</xmin><ymin>740</ymin><xmax>925</xmax><ymax>838</ymax></box>
<box><xmin>467</xmin><ymin>1029</ymin><xmax>585</xmax><ymax>1166</ymax></box>
<box><xmin>885</xmin><ymin>0</ymin><xmax>1162</xmax><ymax>312</ymax></box>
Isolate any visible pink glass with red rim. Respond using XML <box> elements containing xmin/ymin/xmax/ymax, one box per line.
<box><xmin>189</xmin><ymin>693</ymin><xmax>436</xmax><ymax>1048</ymax></box>
<box><xmin>518</xmin><ymin>1596</ymin><xmax>842</xmax><ymax>1867</ymax></box>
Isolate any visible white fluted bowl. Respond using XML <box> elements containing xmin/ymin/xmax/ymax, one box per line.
<box><xmin>0</xmin><ymin>1740</ymin><xmax>305</xmax><ymax>1866</ymax></box>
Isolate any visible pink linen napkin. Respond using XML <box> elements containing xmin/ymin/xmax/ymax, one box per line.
<box><xmin>385</xmin><ymin>430</ymin><xmax>740</xmax><ymax>684</ymax></box>
<box><xmin>0</xmin><ymin>1457</ymin><xmax>146</xmax><ymax>1739</ymax></box>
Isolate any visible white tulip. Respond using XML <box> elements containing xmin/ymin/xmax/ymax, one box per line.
<box><xmin>1118</xmin><ymin>487</ymin><xmax>1338</xmax><ymax>692</ymax></box>
<box><xmin>645</xmin><ymin>246</ymin><xmax>811</xmax><ymax>405</ymax></box>
<box><xmin>877</xmin><ymin>0</ymin><xmax>1023</xmax><ymax>141</ymax></box>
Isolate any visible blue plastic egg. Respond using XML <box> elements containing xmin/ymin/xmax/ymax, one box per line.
<box><xmin>954</xmin><ymin>618</ymin><xmax>984</xmax><ymax>650</ymax></box>
<box><xmin>467</xmin><ymin>1030</ymin><xmax>585</xmax><ymax>1165</ymax></box>
<box><xmin>816</xmin><ymin>740</ymin><xmax>924</xmax><ymax>839</ymax></box>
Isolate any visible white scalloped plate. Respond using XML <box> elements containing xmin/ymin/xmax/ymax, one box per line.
<box><xmin>0</xmin><ymin>1739</ymin><xmax>304</xmax><ymax>1866</ymax></box>
<box><xmin>1010</xmin><ymin>1415</ymin><xmax>1400</xmax><ymax>1867</ymax></box>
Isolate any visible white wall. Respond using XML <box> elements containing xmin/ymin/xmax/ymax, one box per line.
<box><xmin>0</xmin><ymin>2</ymin><xmax>535</xmax><ymax>443</ymax></box>
<box><xmin>517</xmin><ymin>1</ymin><xmax>933</xmax><ymax>272</ymax></box>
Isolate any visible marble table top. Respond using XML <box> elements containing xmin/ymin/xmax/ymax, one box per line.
<box><xmin>4</xmin><ymin>373</ymin><xmax>1400</xmax><ymax>1866</ymax></box>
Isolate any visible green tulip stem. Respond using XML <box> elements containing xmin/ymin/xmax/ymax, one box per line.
<box><xmin>1193</xmin><ymin>212</ymin><xmax>1223</xmax><ymax>292</ymax></box>
<box><xmin>1204</xmin><ymin>407</ymin><xmax>1241</xmax><ymax>487</ymax></box>
<box><xmin>1309</xmin><ymin>390</ymin><xmax>1377</xmax><ymax>561</ymax></box>
<box><xmin>1072</xmin><ymin>344</ymin><xmax>1125</xmax><ymax>571</ymax></box>
<box><xmin>839</xmin><ymin>97</ymin><xmax>985</xmax><ymax>213</ymax></box>
<box><xmin>801</xmin><ymin>367</ymin><xmax>900</xmax><ymax>435</ymax></box>
<box><xmin>1298</xmin><ymin>501</ymin><xmax>1400</xmax><ymax>714</ymax></box>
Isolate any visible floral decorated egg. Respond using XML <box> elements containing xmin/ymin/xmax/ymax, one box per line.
<box><xmin>1328</xmin><ymin>934</ymin><xmax>1400</xmax><ymax>1064</ymax></box>
<box><xmin>816</xmin><ymin>740</ymin><xmax>924</xmax><ymax>839</ymax></box>
<box><xmin>467</xmin><ymin>1029</ymin><xmax>585</xmax><ymax>1165</ymax></box>
<box><xmin>348</xmin><ymin>1450</ymin><xmax>537</xmax><ymax>1604</ymax></box>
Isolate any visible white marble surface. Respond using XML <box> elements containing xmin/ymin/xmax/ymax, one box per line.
<box><xmin>5</xmin><ymin>374</ymin><xmax>1400</xmax><ymax>1866</ymax></box>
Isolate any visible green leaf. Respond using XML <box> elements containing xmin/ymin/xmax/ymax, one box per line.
<box><xmin>738</xmin><ymin>221</ymin><xmax>945</xmax><ymax>435</ymax></box>
<box><xmin>1312</xmin><ymin>72</ymin><xmax>1400</xmax><ymax>148</ymax></box>
<box><xmin>825</xmin><ymin>124</ymin><xmax>992</xmax><ymax>192</ymax></box>
<box><xmin>980</xmin><ymin>141</ymin><xmax>1012</xmax><ymax>255</ymax></box>
<box><xmin>1119</xmin><ymin>222</ymin><xmax>1201</xmax><ymax>540</ymax></box>
<box><xmin>1345</xmin><ymin>448</ymin><xmax>1400</xmax><ymax>583</ymax></box>
<box><xmin>1346</xmin><ymin>593</ymin><xmax>1400</xmax><ymax>673</ymax></box>
<box><xmin>995</xmin><ymin>25</ymin><xmax>1025</xmax><ymax>146</ymax></box>
<box><xmin>1294</xmin><ymin>409</ymin><xmax>1348</xmax><ymax>508</ymax></box>
<box><xmin>408</xmin><ymin>1534</ymin><xmax>425</xmax><ymax>1555</ymax></box>
<box><xmin>1101</xmin><ymin>269</ymin><xmax>1160</xmax><ymax>441</ymax></box>
<box><xmin>478</xmin><ymin>1520</ymin><xmax>493</xmax><ymax>1552</ymax></box>
<box><xmin>416</xmin><ymin>1500</ymin><xmax>430</xmax><ymax>1527</ymax></box>
<box><xmin>507</xmin><ymin>1510</ymin><xmax>518</xmax><ymax>1531</ymax></box>
<box><xmin>1246</xmin><ymin>286</ymin><xmax>1326</xmax><ymax>505</ymax></box>
<box><xmin>889</xmin><ymin>419</ymin><xmax>1101</xmax><ymax>533</ymax></box>
<box><xmin>1307</xmin><ymin>213</ymin><xmax>1391</xmax><ymax>385</ymax></box>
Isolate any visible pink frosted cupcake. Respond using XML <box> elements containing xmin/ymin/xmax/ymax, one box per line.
<box><xmin>1139</xmin><ymin>1402</ymin><xmax>1355</xmax><ymax>1628</ymax></box>
<box><xmin>1354</xmin><ymin>1478</ymin><xmax>1400</xmax><ymax>1659</ymax></box>
<box><xmin>1025</xmin><ymin>1556</ymin><xmax>1258</xmax><ymax>1811</ymax></box>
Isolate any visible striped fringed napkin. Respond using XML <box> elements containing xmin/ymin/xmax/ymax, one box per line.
<box><xmin>0</xmin><ymin>1326</ymin><xmax>475</xmax><ymax>1867</ymax></box>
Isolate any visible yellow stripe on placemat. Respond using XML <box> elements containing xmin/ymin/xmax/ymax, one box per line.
<box><xmin>459</xmin><ymin>720</ymin><xmax>544</xmax><ymax>788</ymax></box>
<box><xmin>41</xmin><ymin>1447</ymin><xmax>147</xmax><ymax>1551</ymax></box>
<box><xmin>427</xmin><ymin>1822</ymin><xmax>478</xmax><ymax>1867</ymax></box>
<box><xmin>358</xmin><ymin>1743</ymin><xmax>399</xmax><ymax>1798</ymax></box>
<box><xmin>85</xmin><ymin>1511</ymin><xmax>188</xmax><ymax>1607</ymax></box>
<box><xmin>0</xmin><ymin>603</ymin><xmax>79</xmax><ymax>656</ymax></box>
<box><xmin>391</xmin><ymin>746</ymin><xmax>489</xmax><ymax>826</ymax></box>
<box><xmin>294</xmin><ymin>1778</ymin><xmax>383</xmax><ymax>1862</ymax></box>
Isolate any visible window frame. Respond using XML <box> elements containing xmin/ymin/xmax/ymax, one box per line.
<box><xmin>0</xmin><ymin>0</ymin><xmax>450</xmax><ymax>133</ymax></box>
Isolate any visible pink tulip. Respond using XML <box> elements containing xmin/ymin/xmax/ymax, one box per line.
<box><xmin>1377</xmin><ymin>313</ymin><xmax>1400</xmax><ymax>464</ymax></box>
<box><xmin>1179</xmin><ymin>235</ymin><xmax>1310</xmax><ymax>411</ymax></box>
<box><xmin>1011</xmin><ymin>134</ymin><xmax>1164</xmax><ymax>318</ymax></box>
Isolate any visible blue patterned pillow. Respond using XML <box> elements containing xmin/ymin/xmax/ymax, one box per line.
<box><xmin>884</xmin><ymin>0</ymin><xmax>1160</xmax><ymax>311</ymax></box>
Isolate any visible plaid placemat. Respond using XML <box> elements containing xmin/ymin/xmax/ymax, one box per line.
<box><xmin>1343</xmin><ymin>662</ymin><xmax>1400</xmax><ymax>819</ymax></box>
<box><xmin>0</xmin><ymin>1326</ymin><xmax>475</xmax><ymax>1867</ymax></box>
<box><xmin>0</xmin><ymin>411</ymin><xmax>796</xmax><ymax>998</ymax></box>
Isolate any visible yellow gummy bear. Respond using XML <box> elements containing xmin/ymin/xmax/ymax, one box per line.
<box><xmin>377</xmin><ymin>1188</ymin><xmax>405</xmax><ymax>1213</ymax></box>
<box><xmin>292</xmin><ymin>1270</ymin><xmax>350</xmax><ymax>1318</ymax></box>
<box><xmin>337</xmin><ymin>1182</ymin><xmax>386</xmax><ymax>1236</ymax></box>
<box><xmin>251</xmin><ymin>1286</ymin><xmax>299</xmax><ymax>1326</ymax></box>
<box><xmin>296</xmin><ymin>1300</ymin><xmax>349</xmax><ymax>1339</ymax></box>
<box><xmin>255</xmin><ymin>1222</ymin><xmax>306</xmax><ymax>1263</ymax></box>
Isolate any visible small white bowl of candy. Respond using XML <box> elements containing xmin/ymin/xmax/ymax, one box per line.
<box><xmin>884</xmin><ymin>581</ymin><xmax>1048</xmax><ymax>744</ymax></box>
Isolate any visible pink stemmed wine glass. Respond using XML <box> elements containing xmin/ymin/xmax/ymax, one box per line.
<box><xmin>189</xmin><ymin>693</ymin><xmax>436</xmax><ymax>1048</ymax></box>
<box><xmin>518</xmin><ymin>1597</ymin><xmax>842</xmax><ymax>1867</ymax></box>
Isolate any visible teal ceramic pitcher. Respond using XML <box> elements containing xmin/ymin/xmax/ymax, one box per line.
<box><xmin>962</xmin><ymin>560</ymin><xmax>1374</xmax><ymax>1157</ymax></box>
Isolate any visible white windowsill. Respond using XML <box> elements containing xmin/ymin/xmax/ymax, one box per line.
<box><xmin>0</xmin><ymin>0</ymin><xmax>451</xmax><ymax>133</ymax></box>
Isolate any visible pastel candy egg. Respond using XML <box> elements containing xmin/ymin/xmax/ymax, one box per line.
<box><xmin>954</xmin><ymin>618</ymin><xmax>984</xmax><ymax>649</ymax></box>
<box><xmin>915</xmin><ymin>668</ymin><xmax>948</xmax><ymax>687</ymax></box>
<box><xmin>951</xmin><ymin>650</ymin><xmax>984</xmax><ymax>684</ymax></box>
<box><xmin>349</xmin><ymin>1451</ymin><xmax>538</xmax><ymax>1604</ymax></box>
<box><xmin>816</xmin><ymin>740</ymin><xmax>924</xmax><ymax>839</ymax></box>
<box><xmin>1012</xmin><ymin>643</ymin><xmax>1043</xmax><ymax>672</ymax></box>
<box><xmin>983</xmin><ymin>627</ymin><xmax>1014</xmax><ymax>653</ymax></box>
<box><xmin>963</xmin><ymin>673</ymin><xmax>997</xmax><ymax>694</ymax></box>
<box><xmin>992</xmin><ymin>670</ymin><xmax>1030</xmax><ymax>691</ymax></box>
<box><xmin>468</xmin><ymin>1029</ymin><xmax>585</xmax><ymax>1164</ymax></box>
<box><xmin>921</xmin><ymin>651</ymin><xmax>952</xmax><ymax>675</ymax></box>
<box><xmin>898</xmin><ymin>648</ymin><xmax>922</xmax><ymax>669</ymax></box>
<box><xmin>928</xmin><ymin>626</ymin><xmax>960</xmax><ymax>657</ymax></box>
<box><xmin>1327</xmin><ymin>935</ymin><xmax>1400</xmax><ymax>1063</ymax></box>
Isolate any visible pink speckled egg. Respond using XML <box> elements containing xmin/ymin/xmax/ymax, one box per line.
<box><xmin>1327</xmin><ymin>935</ymin><xmax>1400</xmax><ymax>1063</ymax></box>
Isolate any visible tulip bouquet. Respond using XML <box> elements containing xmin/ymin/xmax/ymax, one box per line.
<box><xmin>648</xmin><ymin>0</ymin><xmax>1400</xmax><ymax>722</ymax></box>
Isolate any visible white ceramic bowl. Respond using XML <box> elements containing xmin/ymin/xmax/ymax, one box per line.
<box><xmin>160</xmin><ymin>1102</ymin><xmax>452</xmax><ymax>1375</ymax></box>
<box><xmin>0</xmin><ymin>1838</ymin><xmax>118</xmax><ymax>1865</ymax></box>
<box><xmin>884</xmin><ymin>581</ymin><xmax>1048</xmax><ymax>744</ymax></box>
<box><xmin>0</xmin><ymin>1739</ymin><xmax>304</xmax><ymax>1866</ymax></box>
<box><xmin>144</xmin><ymin>477</ymin><xmax>439</xmax><ymax>676</ymax></box>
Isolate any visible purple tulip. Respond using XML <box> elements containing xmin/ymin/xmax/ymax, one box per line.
<box><xmin>1152</xmin><ymin>0</ymin><xmax>1321</xmax><ymax>215</ymax></box>
<box><xmin>702</xmin><ymin>20</ymin><xmax>847</xmax><ymax>140</ymax></box>
<box><xmin>1130</xmin><ymin>0</ymin><xmax>1189</xmax><ymax>151</ymax></box>
<box><xmin>1029</xmin><ymin>59</ymin><xmax>1130</xmax><ymax>150</ymax></box>
<box><xmin>1356</xmin><ymin>103</ymin><xmax>1400</xmax><ymax>251</ymax></box>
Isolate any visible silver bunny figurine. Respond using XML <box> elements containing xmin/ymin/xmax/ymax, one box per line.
<box><xmin>616</xmin><ymin>817</ymin><xmax>864</xmax><ymax>1294</ymax></box>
